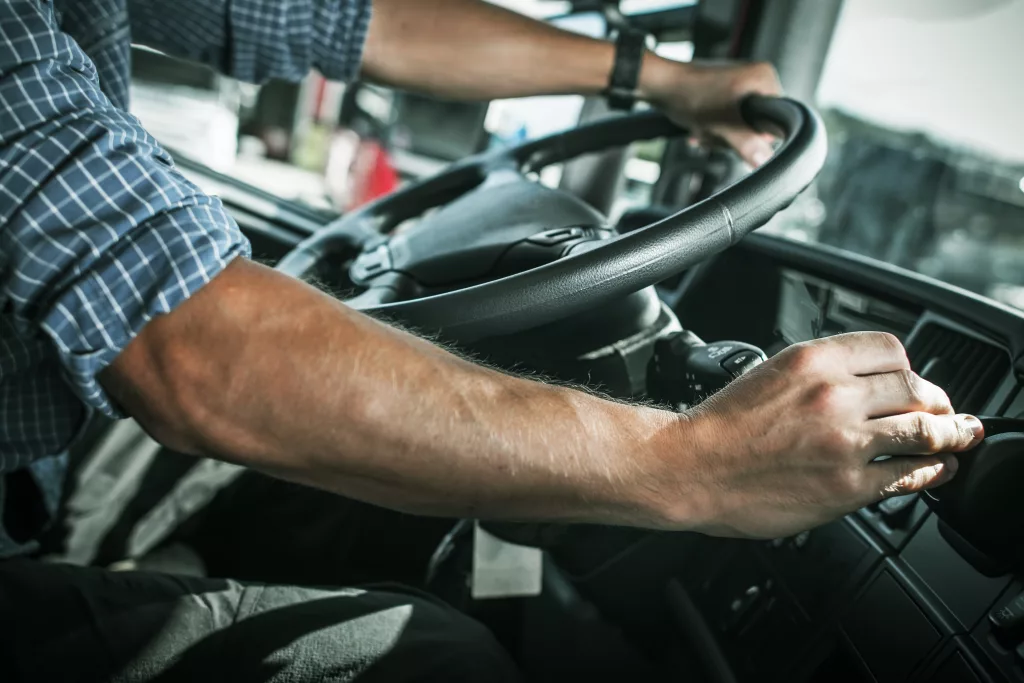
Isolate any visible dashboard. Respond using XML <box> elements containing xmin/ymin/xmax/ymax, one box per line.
<box><xmin>231</xmin><ymin>199</ymin><xmax>1024</xmax><ymax>682</ymax></box>
<box><xmin>659</xmin><ymin>233</ymin><xmax>1024</xmax><ymax>683</ymax></box>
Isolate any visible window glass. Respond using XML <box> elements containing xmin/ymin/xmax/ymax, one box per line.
<box><xmin>765</xmin><ymin>0</ymin><xmax>1024</xmax><ymax>310</ymax></box>
<box><xmin>128</xmin><ymin>2</ymin><xmax>696</xmax><ymax>213</ymax></box>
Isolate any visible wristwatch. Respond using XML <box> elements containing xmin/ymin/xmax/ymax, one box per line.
<box><xmin>605</xmin><ymin>28</ymin><xmax>648</xmax><ymax>111</ymax></box>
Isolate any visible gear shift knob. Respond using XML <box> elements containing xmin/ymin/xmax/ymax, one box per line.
<box><xmin>922</xmin><ymin>417</ymin><xmax>1024</xmax><ymax>575</ymax></box>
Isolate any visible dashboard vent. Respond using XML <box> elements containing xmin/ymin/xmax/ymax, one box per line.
<box><xmin>906</xmin><ymin>323</ymin><xmax>1010</xmax><ymax>413</ymax></box>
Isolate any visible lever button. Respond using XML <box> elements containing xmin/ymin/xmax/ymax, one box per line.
<box><xmin>721</xmin><ymin>350</ymin><xmax>765</xmax><ymax>378</ymax></box>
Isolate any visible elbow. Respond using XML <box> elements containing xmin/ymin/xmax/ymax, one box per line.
<box><xmin>101</xmin><ymin>326</ymin><xmax>234</xmax><ymax>459</ymax></box>
<box><xmin>98</xmin><ymin>265</ymin><xmax>259</xmax><ymax>461</ymax></box>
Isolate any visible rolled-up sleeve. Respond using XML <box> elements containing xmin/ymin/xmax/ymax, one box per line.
<box><xmin>128</xmin><ymin>0</ymin><xmax>373</xmax><ymax>84</ymax></box>
<box><xmin>0</xmin><ymin>1</ymin><xmax>250</xmax><ymax>417</ymax></box>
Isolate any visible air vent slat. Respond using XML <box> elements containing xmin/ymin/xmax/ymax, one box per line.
<box><xmin>947</xmin><ymin>335</ymin><xmax>970</xmax><ymax>366</ymax></box>
<box><xmin>960</xmin><ymin>363</ymin><xmax>1005</xmax><ymax>412</ymax></box>
<box><xmin>906</xmin><ymin>323</ymin><xmax>1009</xmax><ymax>414</ymax></box>
<box><xmin>909</xmin><ymin>332</ymin><xmax>943</xmax><ymax>372</ymax></box>
<box><xmin>947</xmin><ymin>344</ymin><xmax>987</xmax><ymax>405</ymax></box>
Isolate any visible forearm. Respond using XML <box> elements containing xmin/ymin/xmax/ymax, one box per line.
<box><xmin>102</xmin><ymin>259</ymin><xmax>691</xmax><ymax>526</ymax></box>
<box><xmin>362</xmin><ymin>0</ymin><xmax>678</xmax><ymax>102</ymax></box>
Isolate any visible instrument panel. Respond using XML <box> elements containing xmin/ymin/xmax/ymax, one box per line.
<box><xmin>776</xmin><ymin>269</ymin><xmax>920</xmax><ymax>346</ymax></box>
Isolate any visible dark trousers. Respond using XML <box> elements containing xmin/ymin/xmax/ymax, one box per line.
<box><xmin>0</xmin><ymin>472</ymin><xmax>522</xmax><ymax>683</ymax></box>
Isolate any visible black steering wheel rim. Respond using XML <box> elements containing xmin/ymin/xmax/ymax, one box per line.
<box><xmin>277</xmin><ymin>96</ymin><xmax>827</xmax><ymax>342</ymax></box>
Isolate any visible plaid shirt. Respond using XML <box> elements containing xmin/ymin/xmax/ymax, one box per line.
<box><xmin>0</xmin><ymin>0</ymin><xmax>371</xmax><ymax>556</ymax></box>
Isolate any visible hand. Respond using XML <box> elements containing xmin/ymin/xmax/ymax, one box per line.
<box><xmin>661</xmin><ymin>332</ymin><xmax>984</xmax><ymax>539</ymax></box>
<box><xmin>641</xmin><ymin>59</ymin><xmax>783</xmax><ymax>167</ymax></box>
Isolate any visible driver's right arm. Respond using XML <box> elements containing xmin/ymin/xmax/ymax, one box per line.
<box><xmin>102</xmin><ymin>258</ymin><xmax>984</xmax><ymax>539</ymax></box>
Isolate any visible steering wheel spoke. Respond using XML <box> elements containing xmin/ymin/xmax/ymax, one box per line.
<box><xmin>275</xmin><ymin>214</ymin><xmax>383</xmax><ymax>280</ymax></box>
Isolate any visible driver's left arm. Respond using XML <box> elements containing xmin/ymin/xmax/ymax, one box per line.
<box><xmin>362</xmin><ymin>0</ymin><xmax>782</xmax><ymax>167</ymax></box>
<box><xmin>130</xmin><ymin>0</ymin><xmax>780</xmax><ymax>167</ymax></box>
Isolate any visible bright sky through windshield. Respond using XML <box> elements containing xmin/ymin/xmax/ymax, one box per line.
<box><xmin>817</xmin><ymin>0</ymin><xmax>1024</xmax><ymax>162</ymax></box>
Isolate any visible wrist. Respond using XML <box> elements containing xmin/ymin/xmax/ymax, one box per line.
<box><xmin>621</xmin><ymin>406</ymin><xmax>712</xmax><ymax>530</ymax></box>
<box><xmin>637</xmin><ymin>53</ymin><xmax>692</xmax><ymax>107</ymax></box>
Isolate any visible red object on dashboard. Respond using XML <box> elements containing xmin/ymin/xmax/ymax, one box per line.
<box><xmin>349</xmin><ymin>140</ymin><xmax>399</xmax><ymax>210</ymax></box>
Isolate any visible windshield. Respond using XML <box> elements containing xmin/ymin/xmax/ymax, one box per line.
<box><xmin>129</xmin><ymin>0</ymin><xmax>1024</xmax><ymax>310</ymax></box>
<box><xmin>765</xmin><ymin>0</ymin><xmax>1024</xmax><ymax>310</ymax></box>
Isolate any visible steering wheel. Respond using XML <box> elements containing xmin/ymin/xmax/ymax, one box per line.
<box><xmin>276</xmin><ymin>96</ymin><xmax>826</xmax><ymax>342</ymax></box>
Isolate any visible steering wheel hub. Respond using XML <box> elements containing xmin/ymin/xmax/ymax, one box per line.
<box><xmin>351</xmin><ymin>178</ymin><xmax>609</xmax><ymax>290</ymax></box>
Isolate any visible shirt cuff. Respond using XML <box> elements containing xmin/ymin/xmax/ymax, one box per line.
<box><xmin>40</xmin><ymin>199</ymin><xmax>251</xmax><ymax>419</ymax></box>
<box><xmin>229</xmin><ymin>0</ymin><xmax>373</xmax><ymax>83</ymax></box>
<box><xmin>312</xmin><ymin>0</ymin><xmax>373</xmax><ymax>82</ymax></box>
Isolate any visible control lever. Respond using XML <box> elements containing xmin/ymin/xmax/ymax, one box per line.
<box><xmin>922</xmin><ymin>416</ymin><xmax>1024</xmax><ymax>575</ymax></box>
<box><xmin>647</xmin><ymin>331</ymin><xmax>767</xmax><ymax>409</ymax></box>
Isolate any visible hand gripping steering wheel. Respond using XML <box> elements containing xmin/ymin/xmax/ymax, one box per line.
<box><xmin>276</xmin><ymin>96</ymin><xmax>827</xmax><ymax>341</ymax></box>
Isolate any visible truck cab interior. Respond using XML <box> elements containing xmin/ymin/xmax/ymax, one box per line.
<box><xmin>60</xmin><ymin>1</ymin><xmax>1024</xmax><ymax>681</ymax></box>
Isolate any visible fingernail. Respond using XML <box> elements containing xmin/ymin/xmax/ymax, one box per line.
<box><xmin>752</xmin><ymin>149</ymin><xmax>772</xmax><ymax>167</ymax></box>
<box><xmin>960</xmin><ymin>415</ymin><xmax>984</xmax><ymax>444</ymax></box>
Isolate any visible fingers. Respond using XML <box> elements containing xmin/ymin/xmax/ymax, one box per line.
<box><xmin>722</xmin><ymin>129</ymin><xmax>775</xmax><ymax>167</ymax></box>
<box><xmin>862</xmin><ymin>455</ymin><xmax>958</xmax><ymax>503</ymax></box>
<box><xmin>858</xmin><ymin>370</ymin><xmax>953</xmax><ymax>418</ymax></box>
<box><xmin>683</xmin><ymin>61</ymin><xmax>784</xmax><ymax>166</ymax></box>
<box><xmin>788</xmin><ymin>332</ymin><xmax>911</xmax><ymax>376</ymax></box>
<box><xmin>730</xmin><ymin>62</ymin><xmax>783</xmax><ymax>167</ymax></box>
<box><xmin>861</xmin><ymin>412</ymin><xmax>983</xmax><ymax>502</ymax></box>
<box><xmin>869</xmin><ymin>412</ymin><xmax>984</xmax><ymax>457</ymax></box>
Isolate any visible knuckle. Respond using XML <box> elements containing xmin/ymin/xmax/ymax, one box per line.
<box><xmin>821</xmin><ymin>425</ymin><xmax>856</xmax><ymax>455</ymax></box>
<box><xmin>913</xmin><ymin>414</ymin><xmax>943</xmax><ymax>452</ymax></box>
<box><xmin>875</xmin><ymin>332</ymin><xmax>904</xmax><ymax>351</ymax></box>
<box><xmin>785</xmin><ymin>343</ymin><xmax>822</xmax><ymax>373</ymax></box>
<box><xmin>808</xmin><ymin>380</ymin><xmax>856</xmax><ymax>416</ymax></box>
<box><xmin>898</xmin><ymin>370</ymin><xmax>924</xmax><ymax>405</ymax></box>
<box><xmin>808</xmin><ymin>382</ymin><xmax>839</xmax><ymax>413</ymax></box>
<box><xmin>875</xmin><ymin>332</ymin><xmax>910</xmax><ymax>365</ymax></box>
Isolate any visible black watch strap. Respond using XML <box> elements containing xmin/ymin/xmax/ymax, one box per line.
<box><xmin>605</xmin><ymin>28</ymin><xmax>647</xmax><ymax>111</ymax></box>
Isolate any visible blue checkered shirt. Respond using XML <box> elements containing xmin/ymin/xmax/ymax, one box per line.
<box><xmin>0</xmin><ymin>0</ymin><xmax>371</xmax><ymax>557</ymax></box>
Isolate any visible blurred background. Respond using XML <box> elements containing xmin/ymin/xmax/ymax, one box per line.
<box><xmin>129</xmin><ymin>0</ymin><xmax>1024</xmax><ymax>309</ymax></box>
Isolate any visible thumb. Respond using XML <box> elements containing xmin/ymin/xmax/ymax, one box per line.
<box><xmin>720</xmin><ymin>128</ymin><xmax>775</xmax><ymax>168</ymax></box>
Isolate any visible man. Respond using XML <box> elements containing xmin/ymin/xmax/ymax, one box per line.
<box><xmin>0</xmin><ymin>0</ymin><xmax>983</xmax><ymax>681</ymax></box>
